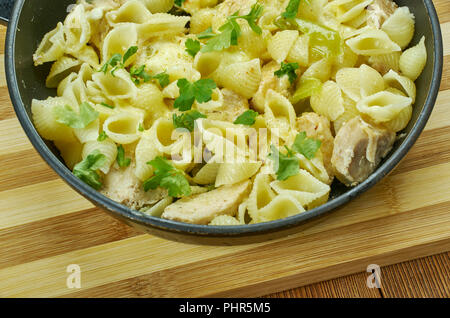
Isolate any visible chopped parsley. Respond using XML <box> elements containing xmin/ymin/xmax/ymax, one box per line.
<box><xmin>268</xmin><ymin>132</ymin><xmax>321</xmax><ymax>180</ymax></box>
<box><xmin>201</xmin><ymin>3</ymin><xmax>264</xmax><ymax>52</ymax></box>
<box><xmin>152</xmin><ymin>72</ymin><xmax>170</xmax><ymax>88</ymax></box>
<box><xmin>73</xmin><ymin>150</ymin><xmax>107</xmax><ymax>190</ymax></box>
<box><xmin>174</xmin><ymin>78</ymin><xmax>217</xmax><ymax>111</ymax></box>
<box><xmin>173</xmin><ymin>110</ymin><xmax>206</xmax><ymax>132</ymax></box>
<box><xmin>174</xmin><ymin>0</ymin><xmax>186</xmax><ymax>6</ymax></box>
<box><xmin>116</xmin><ymin>145</ymin><xmax>131</xmax><ymax>168</ymax></box>
<box><xmin>197</xmin><ymin>27</ymin><xmax>215</xmax><ymax>39</ymax></box>
<box><xmin>143</xmin><ymin>156</ymin><xmax>191</xmax><ymax>197</ymax></box>
<box><xmin>274</xmin><ymin>62</ymin><xmax>299</xmax><ymax>84</ymax></box>
<box><xmin>130</xmin><ymin>65</ymin><xmax>151</xmax><ymax>84</ymax></box>
<box><xmin>97</xmin><ymin>131</ymin><xmax>108</xmax><ymax>141</ymax></box>
<box><xmin>233</xmin><ymin>110</ymin><xmax>258</xmax><ymax>126</ymax></box>
<box><xmin>54</xmin><ymin>102</ymin><xmax>99</xmax><ymax>129</ymax></box>
<box><xmin>282</xmin><ymin>0</ymin><xmax>301</xmax><ymax>19</ymax></box>
<box><xmin>99</xmin><ymin>46</ymin><xmax>138</xmax><ymax>75</ymax></box>
<box><xmin>100</xmin><ymin>102</ymin><xmax>115</xmax><ymax>109</ymax></box>
<box><xmin>185</xmin><ymin>38</ymin><xmax>201</xmax><ymax>57</ymax></box>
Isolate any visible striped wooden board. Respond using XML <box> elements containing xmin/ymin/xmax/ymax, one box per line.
<box><xmin>0</xmin><ymin>1</ymin><xmax>450</xmax><ymax>298</ymax></box>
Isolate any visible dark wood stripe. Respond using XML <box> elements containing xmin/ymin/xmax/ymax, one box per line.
<box><xmin>392</xmin><ymin>125</ymin><xmax>450</xmax><ymax>175</ymax></box>
<box><xmin>0</xmin><ymin>148</ymin><xmax>59</xmax><ymax>192</ymax></box>
<box><xmin>0</xmin><ymin>208</ymin><xmax>141</xmax><ymax>270</ymax></box>
<box><xmin>65</xmin><ymin>202</ymin><xmax>450</xmax><ymax>298</ymax></box>
<box><xmin>380</xmin><ymin>252</ymin><xmax>450</xmax><ymax>297</ymax></box>
<box><xmin>266</xmin><ymin>272</ymin><xmax>381</xmax><ymax>298</ymax></box>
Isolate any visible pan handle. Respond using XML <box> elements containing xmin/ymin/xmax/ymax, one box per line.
<box><xmin>0</xmin><ymin>0</ymin><xmax>14</xmax><ymax>26</ymax></box>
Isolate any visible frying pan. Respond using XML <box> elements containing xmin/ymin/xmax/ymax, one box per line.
<box><xmin>0</xmin><ymin>0</ymin><xmax>443</xmax><ymax>244</ymax></box>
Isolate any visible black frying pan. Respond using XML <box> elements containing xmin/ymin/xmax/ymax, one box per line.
<box><xmin>0</xmin><ymin>0</ymin><xmax>443</xmax><ymax>245</ymax></box>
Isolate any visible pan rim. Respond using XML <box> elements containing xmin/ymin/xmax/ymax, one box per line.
<box><xmin>4</xmin><ymin>0</ymin><xmax>444</xmax><ymax>239</ymax></box>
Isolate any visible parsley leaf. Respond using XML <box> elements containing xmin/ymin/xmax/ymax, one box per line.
<box><xmin>117</xmin><ymin>145</ymin><xmax>131</xmax><ymax>168</ymax></box>
<box><xmin>233</xmin><ymin>110</ymin><xmax>258</xmax><ymax>126</ymax></box>
<box><xmin>274</xmin><ymin>62</ymin><xmax>299</xmax><ymax>84</ymax></box>
<box><xmin>97</xmin><ymin>131</ymin><xmax>108</xmax><ymax>141</ymax></box>
<box><xmin>268</xmin><ymin>131</ymin><xmax>321</xmax><ymax>180</ymax></box>
<box><xmin>282</xmin><ymin>0</ymin><xmax>301</xmax><ymax>19</ymax></box>
<box><xmin>54</xmin><ymin>102</ymin><xmax>99</xmax><ymax>129</ymax></box>
<box><xmin>174</xmin><ymin>0</ymin><xmax>186</xmax><ymax>6</ymax></box>
<box><xmin>185</xmin><ymin>38</ymin><xmax>201</xmax><ymax>57</ymax></box>
<box><xmin>231</xmin><ymin>3</ymin><xmax>264</xmax><ymax>35</ymax></box>
<box><xmin>201</xmin><ymin>3</ymin><xmax>264</xmax><ymax>52</ymax></box>
<box><xmin>143</xmin><ymin>156</ymin><xmax>191</xmax><ymax>197</ymax></box>
<box><xmin>99</xmin><ymin>46</ymin><xmax>138</xmax><ymax>75</ymax></box>
<box><xmin>152</xmin><ymin>72</ymin><xmax>170</xmax><ymax>88</ymax></box>
<box><xmin>173</xmin><ymin>110</ymin><xmax>206</xmax><ymax>132</ymax></box>
<box><xmin>138</xmin><ymin>123</ymin><xmax>144</xmax><ymax>132</ymax></box>
<box><xmin>100</xmin><ymin>102</ymin><xmax>115</xmax><ymax>109</ymax></box>
<box><xmin>268</xmin><ymin>145</ymin><xmax>300</xmax><ymax>181</ymax></box>
<box><xmin>291</xmin><ymin>131</ymin><xmax>322</xmax><ymax>160</ymax></box>
<box><xmin>197</xmin><ymin>27</ymin><xmax>215</xmax><ymax>39</ymax></box>
<box><xmin>174</xmin><ymin>78</ymin><xmax>217</xmax><ymax>111</ymax></box>
<box><xmin>130</xmin><ymin>65</ymin><xmax>151</xmax><ymax>84</ymax></box>
<box><xmin>73</xmin><ymin>150</ymin><xmax>107</xmax><ymax>190</ymax></box>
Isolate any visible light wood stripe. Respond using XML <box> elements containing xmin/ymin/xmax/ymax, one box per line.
<box><xmin>0</xmin><ymin>179</ymin><xmax>94</xmax><ymax>229</ymax></box>
<box><xmin>442</xmin><ymin>21</ymin><xmax>450</xmax><ymax>56</ymax></box>
<box><xmin>0</xmin><ymin>118</ymin><xmax>33</xmax><ymax>156</ymax></box>
<box><xmin>435</xmin><ymin>0</ymin><xmax>450</xmax><ymax>23</ymax></box>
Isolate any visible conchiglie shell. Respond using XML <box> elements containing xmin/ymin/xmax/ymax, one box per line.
<box><xmin>381</xmin><ymin>7</ymin><xmax>415</xmax><ymax>49</ymax></box>
<box><xmin>72</xmin><ymin>45</ymin><xmax>100</xmax><ymax>69</ymax></box>
<box><xmin>139</xmin><ymin>0</ymin><xmax>174</xmax><ymax>13</ymax></box>
<box><xmin>92</xmin><ymin>68</ymin><xmax>138</xmax><ymax>101</ymax></box>
<box><xmin>383</xmin><ymin>104</ymin><xmax>412</xmax><ymax>132</ymax></box>
<box><xmin>138</xmin><ymin>14</ymin><xmax>190</xmax><ymax>40</ymax></box>
<box><xmin>215</xmin><ymin>162</ymin><xmax>262</xmax><ymax>187</ymax></box>
<box><xmin>46</xmin><ymin>56</ymin><xmax>82</xmax><ymax>88</ymax></box>
<box><xmin>287</xmin><ymin>34</ymin><xmax>310</xmax><ymax>67</ymax></box>
<box><xmin>356</xmin><ymin>91</ymin><xmax>412</xmax><ymax>123</ymax></box>
<box><xmin>237</xmin><ymin>24</ymin><xmax>268</xmax><ymax>59</ymax></box>
<box><xmin>192</xmin><ymin>162</ymin><xmax>220</xmax><ymax>185</ymax></box>
<box><xmin>297</xmin><ymin>151</ymin><xmax>331</xmax><ymax>185</ymax></box>
<box><xmin>330</xmin><ymin>0</ymin><xmax>373</xmax><ymax>23</ymax></box>
<box><xmin>133</xmin><ymin>82</ymin><xmax>167</xmax><ymax>112</ymax></box>
<box><xmin>368</xmin><ymin>51</ymin><xmax>401</xmax><ymax>75</ymax></box>
<box><xmin>33</xmin><ymin>22</ymin><xmax>65</xmax><ymax>66</ymax></box>
<box><xmin>150</xmin><ymin>117</ymin><xmax>186</xmax><ymax>154</ymax></box>
<box><xmin>346</xmin><ymin>28</ymin><xmax>401</xmax><ymax>55</ymax></box>
<box><xmin>82</xmin><ymin>139</ymin><xmax>117</xmax><ymax>174</ymax></box>
<box><xmin>64</xmin><ymin>5</ymin><xmax>91</xmax><ymax>54</ymax></box>
<box><xmin>264</xmin><ymin>90</ymin><xmax>297</xmax><ymax>140</ymax></box>
<box><xmin>399</xmin><ymin>36</ymin><xmax>427</xmax><ymax>81</ymax></box>
<box><xmin>267</xmin><ymin>30</ymin><xmax>299</xmax><ymax>63</ymax></box>
<box><xmin>103</xmin><ymin>112</ymin><xmax>143</xmax><ymax>144</ymax></box>
<box><xmin>209</xmin><ymin>215</ymin><xmax>241</xmax><ymax>226</ymax></box>
<box><xmin>270</xmin><ymin>169</ymin><xmax>330</xmax><ymax>209</ymax></box>
<box><xmin>247</xmin><ymin>173</ymin><xmax>277</xmax><ymax>221</ymax></box>
<box><xmin>333</xmin><ymin>93</ymin><xmax>360</xmax><ymax>133</ymax></box>
<box><xmin>254</xmin><ymin>194</ymin><xmax>306</xmax><ymax>223</ymax></box>
<box><xmin>102</xmin><ymin>23</ymin><xmax>138</xmax><ymax>66</ymax></box>
<box><xmin>195</xmin><ymin>88</ymin><xmax>224</xmax><ymax>112</ymax></box>
<box><xmin>74</xmin><ymin>118</ymin><xmax>100</xmax><ymax>143</ymax></box>
<box><xmin>194</xmin><ymin>51</ymin><xmax>223</xmax><ymax>78</ymax></box>
<box><xmin>302</xmin><ymin>58</ymin><xmax>332</xmax><ymax>82</ymax></box>
<box><xmin>190</xmin><ymin>8</ymin><xmax>215</xmax><ymax>34</ymax></box>
<box><xmin>335</xmin><ymin>64</ymin><xmax>384</xmax><ymax>102</ymax></box>
<box><xmin>141</xmin><ymin>197</ymin><xmax>173</xmax><ymax>217</ymax></box>
<box><xmin>383</xmin><ymin>69</ymin><xmax>416</xmax><ymax>103</ymax></box>
<box><xmin>31</xmin><ymin>97</ymin><xmax>75</xmax><ymax>142</ymax></box>
<box><xmin>359</xmin><ymin>64</ymin><xmax>385</xmax><ymax>98</ymax></box>
<box><xmin>106</xmin><ymin>0</ymin><xmax>152</xmax><ymax>25</ymax></box>
<box><xmin>345</xmin><ymin>8</ymin><xmax>368</xmax><ymax>29</ymax></box>
<box><xmin>53</xmin><ymin>139</ymin><xmax>83</xmax><ymax>170</ymax></box>
<box><xmin>310</xmin><ymin>81</ymin><xmax>345</xmax><ymax>121</ymax></box>
<box><xmin>134</xmin><ymin>130</ymin><xmax>163</xmax><ymax>181</ymax></box>
<box><xmin>219</xmin><ymin>59</ymin><xmax>262</xmax><ymax>99</ymax></box>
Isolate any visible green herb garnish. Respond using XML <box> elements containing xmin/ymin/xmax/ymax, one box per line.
<box><xmin>54</xmin><ymin>102</ymin><xmax>99</xmax><ymax>129</ymax></box>
<box><xmin>73</xmin><ymin>150</ymin><xmax>106</xmax><ymax>190</ymax></box>
<box><xmin>174</xmin><ymin>78</ymin><xmax>217</xmax><ymax>111</ymax></box>
<box><xmin>274</xmin><ymin>62</ymin><xmax>299</xmax><ymax>84</ymax></box>
<box><xmin>233</xmin><ymin>110</ymin><xmax>258</xmax><ymax>126</ymax></box>
<box><xmin>117</xmin><ymin>145</ymin><xmax>131</xmax><ymax>168</ymax></box>
<box><xmin>173</xmin><ymin>110</ymin><xmax>206</xmax><ymax>132</ymax></box>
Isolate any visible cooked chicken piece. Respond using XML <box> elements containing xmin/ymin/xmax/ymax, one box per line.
<box><xmin>331</xmin><ymin>116</ymin><xmax>395</xmax><ymax>186</ymax></box>
<box><xmin>366</xmin><ymin>0</ymin><xmax>398</xmax><ymax>29</ymax></box>
<box><xmin>205</xmin><ymin>88</ymin><xmax>249</xmax><ymax>122</ymax></box>
<box><xmin>101</xmin><ymin>164</ymin><xmax>167</xmax><ymax>210</ymax></box>
<box><xmin>251</xmin><ymin>61</ymin><xmax>291</xmax><ymax>113</ymax></box>
<box><xmin>162</xmin><ymin>180</ymin><xmax>251</xmax><ymax>225</ymax></box>
<box><xmin>296</xmin><ymin>112</ymin><xmax>334</xmax><ymax>178</ymax></box>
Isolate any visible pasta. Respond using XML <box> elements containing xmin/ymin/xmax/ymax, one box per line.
<box><xmin>31</xmin><ymin>0</ymin><xmax>426</xmax><ymax>226</ymax></box>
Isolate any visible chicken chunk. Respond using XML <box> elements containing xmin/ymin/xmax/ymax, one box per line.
<box><xmin>101</xmin><ymin>164</ymin><xmax>167</xmax><ymax>210</ymax></box>
<box><xmin>205</xmin><ymin>88</ymin><xmax>249</xmax><ymax>122</ymax></box>
<box><xmin>162</xmin><ymin>180</ymin><xmax>251</xmax><ymax>225</ymax></box>
<box><xmin>367</xmin><ymin>0</ymin><xmax>398</xmax><ymax>29</ymax></box>
<box><xmin>251</xmin><ymin>61</ymin><xmax>291</xmax><ymax>113</ymax></box>
<box><xmin>296</xmin><ymin>112</ymin><xmax>335</xmax><ymax>178</ymax></box>
<box><xmin>331</xmin><ymin>117</ymin><xmax>395</xmax><ymax>186</ymax></box>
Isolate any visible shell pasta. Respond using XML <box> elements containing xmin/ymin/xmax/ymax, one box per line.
<box><xmin>31</xmin><ymin>0</ymin><xmax>426</xmax><ymax>225</ymax></box>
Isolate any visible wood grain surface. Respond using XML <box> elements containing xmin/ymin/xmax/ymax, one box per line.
<box><xmin>0</xmin><ymin>1</ymin><xmax>449</xmax><ymax>298</ymax></box>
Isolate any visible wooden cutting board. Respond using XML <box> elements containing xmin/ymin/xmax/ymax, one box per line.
<box><xmin>0</xmin><ymin>1</ymin><xmax>449</xmax><ymax>298</ymax></box>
